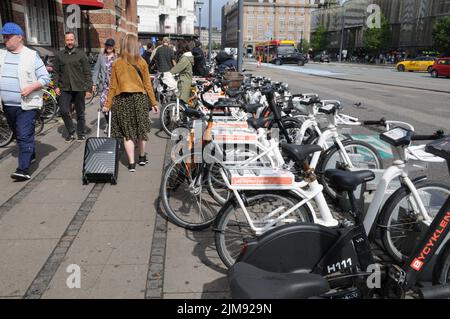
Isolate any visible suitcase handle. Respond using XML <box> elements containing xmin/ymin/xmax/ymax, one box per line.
<box><xmin>97</xmin><ymin>109</ymin><xmax>112</xmax><ymax>138</ymax></box>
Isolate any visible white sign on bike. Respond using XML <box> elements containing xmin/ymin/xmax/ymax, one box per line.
<box><xmin>230</xmin><ymin>169</ymin><xmax>295</xmax><ymax>187</ymax></box>
<box><xmin>203</xmin><ymin>92</ymin><xmax>223</xmax><ymax>105</ymax></box>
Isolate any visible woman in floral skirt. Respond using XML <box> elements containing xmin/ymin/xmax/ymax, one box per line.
<box><xmin>103</xmin><ymin>34</ymin><xmax>159</xmax><ymax>172</ymax></box>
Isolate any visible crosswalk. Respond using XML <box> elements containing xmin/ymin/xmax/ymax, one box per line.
<box><xmin>248</xmin><ymin>61</ymin><xmax>345</xmax><ymax>76</ymax></box>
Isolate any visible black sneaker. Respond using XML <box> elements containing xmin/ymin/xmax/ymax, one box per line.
<box><xmin>128</xmin><ymin>163</ymin><xmax>136</xmax><ymax>172</ymax></box>
<box><xmin>77</xmin><ymin>135</ymin><xmax>86</xmax><ymax>142</ymax></box>
<box><xmin>65</xmin><ymin>134</ymin><xmax>76</xmax><ymax>143</ymax></box>
<box><xmin>11</xmin><ymin>170</ymin><xmax>31</xmax><ymax>181</ymax></box>
<box><xmin>138</xmin><ymin>154</ymin><xmax>149</xmax><ymax>166</ymax></box>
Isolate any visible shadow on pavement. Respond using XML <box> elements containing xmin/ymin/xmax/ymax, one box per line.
<box><xmin>9</xmin><ymin>141</ymin><xmax>58</xmax><ymax>175</ymax></box>
<box><xmin>201</xmin><ymin>277</ymin><xmax>231</xmax><ymax>299</ymax></box>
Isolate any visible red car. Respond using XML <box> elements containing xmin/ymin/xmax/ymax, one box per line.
<box><xmin>430</xmin><ymin>58</ymin><xmax>450</xmax><ymax>78</ymax></box>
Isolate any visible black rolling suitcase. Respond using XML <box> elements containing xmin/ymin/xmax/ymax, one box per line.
<box><xmin>82</xmin><ymin>110</ymin><xmax>119</xmax><ymax>185</ymax></box>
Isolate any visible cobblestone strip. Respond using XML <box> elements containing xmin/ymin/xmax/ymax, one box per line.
<box><xmin>144</xmin><ymin>138</ymin><xmax>173</xmax><ymax>299</ymax></box>
<box><xmin>0</xmin><ymin>141</ymin><xmax>81</xmax><ymax>221</ymax></box>
<box><xmin>23</xmin><ymin>183</ymin><xmax>105</xmax><ymax>299</ymax></box>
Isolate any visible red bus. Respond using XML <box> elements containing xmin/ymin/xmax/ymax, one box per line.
<box><xmin>255</xmin><ymin>40</ymin><xmax>296</xmax><ymax>63</ymax></box>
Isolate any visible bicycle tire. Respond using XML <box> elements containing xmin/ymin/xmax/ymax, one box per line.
<box><xmin>161</xmin><ymin>151</ymin><xmax>222</xmax><ymax>230</ymax></box>
<box><xmin>35</xmin><ymin>112</ymin><xmax>45</xmax><ymax>135</ymax></box>
<box><xmin>0</xmin><ymin>112</ymin><xmax>14</xmax><ymax>148</ymax></box>
<box><xmin>379</xmin><ymin>180</ymin><xmax>450</xmax><ymax>263</ymax></box>
<box><xmin>160</xmin><ymin>102</ymin><xmax>187</xmax><ymax>137</ymax></box>
<box><xmin>317</xmin><ymin>140</ymin><xmax>383</xmax><ymax>199</ymax></box>
<box><xmin>214</xmin><ymin>191</ymin><xmax>314</xmax><ymax>268</ymax></box>
<box><xmin>85</xmin><ymin>91</ymin><xmax>96</xmax><ymax>106</ymax></box>
<box><xmin>433</xmin><ymin>241</ymin><xmax>450</xmax><ymax>285</ymax></box>
<box><xmin>41</xmin><ymin>90</ymin><xmax>58</xmax><ymax>123</ymax></box>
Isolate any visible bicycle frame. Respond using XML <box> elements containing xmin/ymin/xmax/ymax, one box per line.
<box><xmin>219</xmin><ymin>167</ymin><xmax>339</xmax><ymax>235</ymax></box>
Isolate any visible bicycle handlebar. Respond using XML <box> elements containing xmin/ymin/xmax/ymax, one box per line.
<box><xmin>412</xmin><ymin>130</ymin><xmax>445</xmax><ymax>141</ymax></box>
<box><xmin>363</xmin><ymin>118</ymin><xmax>386</xmax><ymax>126</ymax></box>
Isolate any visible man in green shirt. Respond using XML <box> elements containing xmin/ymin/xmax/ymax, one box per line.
<box><xmin>54</xmin><ymin>32</ymin><xmax>92</xmax><ymax>142</ymax></box>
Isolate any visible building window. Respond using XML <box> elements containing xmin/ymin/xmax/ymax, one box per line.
<box><xmin>25</xmin><ymin>0</ymin><xmax>51</xmax><ymax>46</ymax></box>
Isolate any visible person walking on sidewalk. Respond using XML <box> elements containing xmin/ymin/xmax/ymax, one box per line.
<box><xmin>54</xmin><ymin>32</ymin><xmax>93</xmax><ymax>142</ymax></box>
<box><xmin>153</xmin><ymin>37</ymin><xmax>177</xmax><ymax>92</ymax></box>
<box><xmin>170</xmin><ymin>41</ymin><xmax>194</xmax><ymax>105</ymax></box>
<box><xmin>102</xmin><ymin>34</ymin><xmax>159</xmax><ymax>172</ymax></box>
<box><xmin>0</xmin><ymin>22</ymin><xmax>50</xmax><ymax>181</ymax></box>
<box><xmin>92</xmin><ymin>38</ymin><xmax>117</xmax><ymax>134</ymax></box>
<box><xmin>192</xmin><ymin>40</ymin><xmax>208</xmax><ymax>77</ymax></box>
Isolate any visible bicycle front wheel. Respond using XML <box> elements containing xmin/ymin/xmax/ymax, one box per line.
<box><xmin>379</xmin><ymin>180</ymin><xmax>450</xmax><ymax>262</ymax></box>
<box><xmin>0</xmin><ymin>112</ymin><xmax>13</xmax><ymax>147</ymax></box>
<box><xmin>161</xmin><ymin>152</ymin><xmax>222</xmax><ymax>230</ymax></box>
<box><xmin>160</xmin><ymin>102</ymin><xmax>186</xmax><ymax>137</ymax></box>
<box><xmin>214</xmin><ymin>191</ymin><xmax>313</xmax><ymax>268</ymax></box>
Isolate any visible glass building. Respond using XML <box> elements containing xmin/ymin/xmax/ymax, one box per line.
<box><xmin>311</xmin><ymin>0</ymin><xmax>450</xmax><ymax>55</ymax></box>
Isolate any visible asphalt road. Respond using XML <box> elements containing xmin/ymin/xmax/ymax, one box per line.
<box><xmin>244</xmin><ymin>60</ymin><xmax>450</xmax><ymax>182</ymax></box>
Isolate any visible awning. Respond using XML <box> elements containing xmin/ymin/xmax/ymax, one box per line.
<box><xmin>62</xmin><ymin>0</ymin><xmax>104</xmax><ymax>10</ymax></box>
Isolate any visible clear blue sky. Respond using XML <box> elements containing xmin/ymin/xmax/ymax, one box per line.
<box><xmin>197</xmin><ymin>0</ymin><xmax>229</xmax><ymax>29</ymax></box>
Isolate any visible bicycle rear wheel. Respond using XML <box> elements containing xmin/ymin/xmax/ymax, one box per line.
<box><xmin>0</xmin><ymin>112</ymin><xmax>14</xmax><ymax>147</ymax></box>
<box><xmin>41</xmin><ymin>90</ymin><xmax>58</xmax><ymax>123</ymax></box>
<box><xmin>35</xmin><ymin>111</ymin><xmax>44</xmax><ymax>135</ymax></box>
<box><xmin>379</xmin><ymin>180</ymin><xmax>450</xmax><ymax>262</ymax></box>
<box><xmin>161</xmin><ymin>152</ymin><xmax>222</xmax><ymax>230</ymax></box>
<box><xmin>214</xmin><ymin>191</ymin><xmax>313</xmax><ymax>268</ymax></box>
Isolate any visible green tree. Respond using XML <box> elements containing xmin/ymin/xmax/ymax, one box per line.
<box><xmin>311</xmin><ymin>25</ymin><xmax>327</xmax><ymax>53</ymax></box>
<box><xmin>433</xmin><ymin>17</ymin><xmax>450</xmax><ymax>55</ymax></box>
<box><xmin>363</xmin><ymin>14</ymin><xmax>390</xmax><ymax>54</ymax></box>
<box><xmin>298</xmin><ymin>39</ymin><xmax>310</xmax><ymax>53</ymax></box>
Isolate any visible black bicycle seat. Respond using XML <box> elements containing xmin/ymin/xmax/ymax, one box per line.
<box><xmin>244</xmin><ymin>103</ymin><xmax>263</xmax><ymax>114</ymax></box>
<box><xmin>324</xmin><ymin>169</ymin><xmax>375</xmax><ymax>192</ymax></box>
<box><xmin>229</xmin><ymin>262</ymin><xmax>330</xmax><ymax>299</ymax></box>
<box><xmin>184</xmin><ymin>107</ymin><xmax>204</xmax><ymax>119</ymax></box>
<box><xmin>281</xmin><ymin>143</ymin><xmax>322</xmax><ymax>163</ymax></box>
<box><xmin>247</xmin><ymin>117</ymin><xmax>271</xmax><ymax>130</ymax></box>
<box><xmin>300</xmin><ymin>96</ymin><xmax>321</xmax><ymax>106</ymax></box>
<box><xmin>425</xmin><ymin>135</ymin><xmax>450</xmax><ymax>162</ymax></box>
<box><xmin>227</xmin><ymin>88</ymin><xmax>244</xmax><ymax>98</ymax></box>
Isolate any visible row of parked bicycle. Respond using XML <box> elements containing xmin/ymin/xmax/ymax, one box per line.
<box><xmin>158</xmin><ymin>71</ymin><xmax>450</xmax><ymax>299</ymax></box>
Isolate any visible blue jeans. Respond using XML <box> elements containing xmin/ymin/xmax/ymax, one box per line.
<box><xmin>4</xmin><ymin>105</ymin><xmax>36</xmax><ymax>173</ymax></box>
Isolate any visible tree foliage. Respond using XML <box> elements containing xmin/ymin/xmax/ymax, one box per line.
<box><xmin>433</xmin><ymin>17</ymin><xmax>450</xmax><ymax>55</ymax></box>
<box><xmin>363</xmin><ymin>14</ymin><xmax>390</xmax><ymax>53</ymax></box>
<box><xmin>311</xmin><ymin>25</ymin><xmax>327</xmax><ymax>53</ymax></box>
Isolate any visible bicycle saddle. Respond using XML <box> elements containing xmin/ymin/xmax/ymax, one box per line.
<box><xmin>243</xmin><ymin>103</ymin><xmax>263</xmax><ymax>114</ymax></box>
<box><xmin>229</xmin><ymin>262</ymin><xmax>330</xmax><ymax>299</ymax></box>
<box><xmin>281</xmin><ymin>143</ymin><xmax>322</xmax><ymax>163</ymax></box>
<box><xmin>184</xmin><ymin>107</ymin><xmax>204</xmax><ymax>119</ymax></box>
<box><xmin>214</xmin><ymin>98</ymin><xmax>242</xmax><ymax>109</ymax></box>
<box><xmin>226</xmin><ymin>88</ymin><xmax>244</xmax><ymax>98</ymax></box>
<box><xmin>247</xmin><ymin>117</ymin><xmax>271</xmax><ymax>130</ymax></box>
<box><xmin>300</xmin><ymin>96</ymin><xmax>321</xmax><ymax>106</ymax></box>
<box><xmin>319</xmin><ymin>102</ymin><xmax>340</xmax><ymax>115</ymax></box>
<box><xmin>324</xmin><ymin>169</ymin><xmax>375</xmax><ymax>192</ymax></box>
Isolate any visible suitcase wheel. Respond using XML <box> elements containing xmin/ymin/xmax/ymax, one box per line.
<box><xmin>111</xmin><ymin>177</ymin><xmax>117</xmax><ymax>185</ymax></box>
<box><xmin>82</xmin><ymin>177</ymin><xmax>89</xmax><ymax>185</ymax></box>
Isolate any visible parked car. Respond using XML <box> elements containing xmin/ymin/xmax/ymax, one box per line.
<box><xmin>430</xmin><ymin>58</ymin><xmax>450</xmax><ymax>78</ymax></box>
<box><xmin>313</xmin><ymin>53</ymin><xmax>330</xmax><ymax>63</ymax></box>
<box><xmin>272</xmin><ymin>50</ymin><xmax>306</xmax><ymax>66</ymax></box>
<box><xmin>396</xmin><ymin>56</ymin><xmax>436</xmax><ymax>72</ymax></box>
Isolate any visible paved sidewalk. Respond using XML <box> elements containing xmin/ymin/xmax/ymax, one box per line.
<box><xmin>0</xmin><ymin>102</ymin><xmax>229</xmax><ymax>299</ymax></box>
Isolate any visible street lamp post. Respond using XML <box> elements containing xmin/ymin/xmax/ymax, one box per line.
<box><xmin>339</xmin><ymin>4</ymin><xmax>346</xmax><ymax>63</ymax></box>
<box><xmin>208</xmin><ymin>0</ymin><xmax>212</xmax><ymax>64</ymax></box>
<box><xmin>195</xmin><ymin>1</ymin><xmax>204</xmax><ymax>43</ymax></box>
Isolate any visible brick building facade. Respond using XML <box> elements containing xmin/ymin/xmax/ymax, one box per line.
<box><xmin>0</xmin><ymin>0</ymin><xmax>138</xmax><ymax>57</ymax></box>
